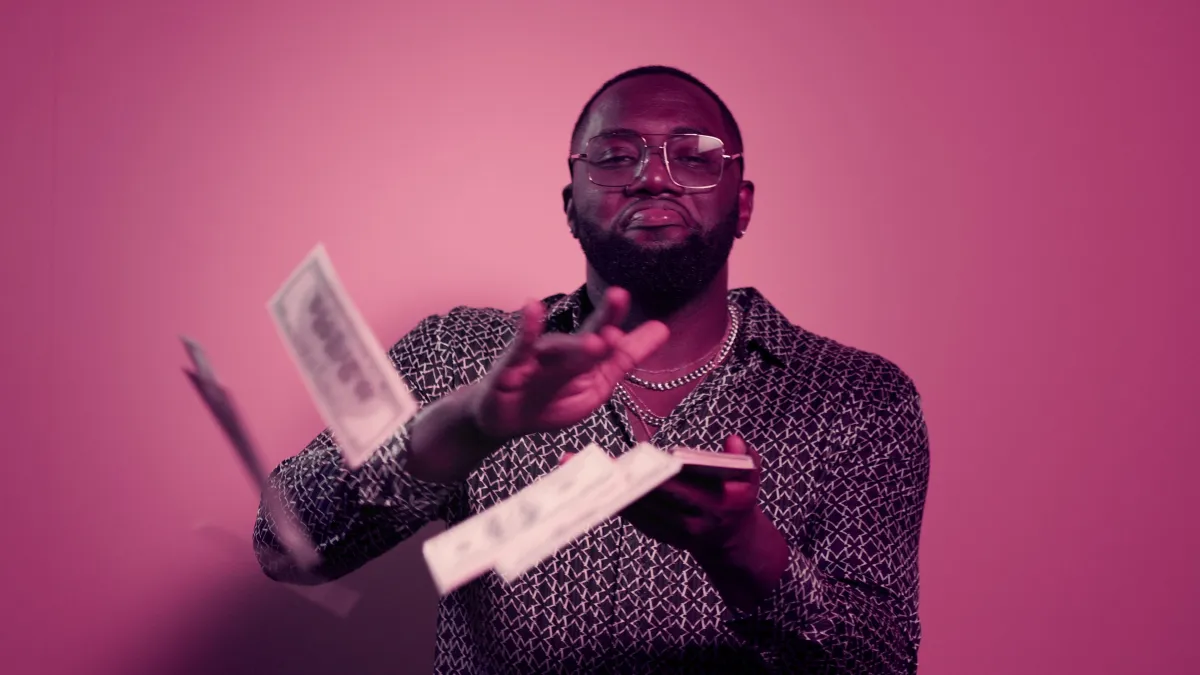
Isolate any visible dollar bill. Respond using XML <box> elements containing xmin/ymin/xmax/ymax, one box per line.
<box><xmin>495</xmin><ymin>443</ymin><xmax>683</xmax><ymax>582</ymax></box>
<box><xmin>268</xmin><ymin>244</ymin><xmax>419</xmax><ymax>469</ymax></box>
<box><xmin>421</xmin><ymin>444</ymin><xmax>622</xmax><ymax>596</ymax></box>
<box><xmin>181</xmin><ymin>337</ymin><xmax>321</xmax><ymax>571</ymax></box>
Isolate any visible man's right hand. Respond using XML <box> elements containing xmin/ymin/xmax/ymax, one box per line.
<box><xmin>469</xmin><ymin>286</ymin><xmax>669</xmax><ymax>441</ymax></box>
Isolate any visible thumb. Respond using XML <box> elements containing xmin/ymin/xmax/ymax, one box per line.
<box><xmin>723</xmin><ymin>434</ymin><xmax>749</xmax><ymax>454</ymax></box>
<box><xmin>724</xmin><ymin>434</ymin><xmax>761</xmax><ymax>469</ymax></box>
<box><xmin>557</xmin><ymin>452</ymin><xmax>576</xmax><ymax>466</ymax></box>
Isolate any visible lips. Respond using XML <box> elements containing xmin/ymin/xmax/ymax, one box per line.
<box><xmin>623</xmin><ymin>202</ymin><xmax>689</xmax><ymax>230</ymax></box>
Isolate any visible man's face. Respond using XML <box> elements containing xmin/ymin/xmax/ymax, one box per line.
<box><xmin>565</xmin><ymin>74</ymin><xmax>753</xmax><ymax>316</ymax></box>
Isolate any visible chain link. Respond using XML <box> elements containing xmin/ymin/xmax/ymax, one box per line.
<box><xmin>623</xmin><ymin>303</ymin><xmax>740</xmax><ymax>391</ymax></box>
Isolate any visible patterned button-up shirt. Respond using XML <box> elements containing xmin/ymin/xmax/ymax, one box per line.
<box><xmin>254</xmin><ymin>285</ymin><xmax>930</xmax><ymax>674</ymax></box>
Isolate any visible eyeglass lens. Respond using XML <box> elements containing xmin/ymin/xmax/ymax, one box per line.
<box><xmin>584</xmin><ymin>134</ymin><xmax>727</xmax><ymax>188</ymax></box>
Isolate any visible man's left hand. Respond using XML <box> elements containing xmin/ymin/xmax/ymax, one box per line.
<box><xmin>620</xmin><ymin>434</ymin><xmax>765</xmax><ymax>560</ymax></box>
<box><xmin>558</xmin><ymin>434</ymin><xmax>790</xmax><ymax>608</ymax></box>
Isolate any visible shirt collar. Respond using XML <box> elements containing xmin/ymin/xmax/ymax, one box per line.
<box><xmin>543</xmin><ymin>285</ymin><xmax>803</xmax><ymax>369</ymax></box>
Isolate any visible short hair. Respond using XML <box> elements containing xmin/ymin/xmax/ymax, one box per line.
<box><xmin>569</xmin><ymin>65</ymin><xmax>745</xmax><ymax>176</ymax></box>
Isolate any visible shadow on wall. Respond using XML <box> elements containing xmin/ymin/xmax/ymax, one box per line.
<box><xmin>121</xmin><ymin>524</ymin><xmax>445</xmax><ymax>675</ymax></box>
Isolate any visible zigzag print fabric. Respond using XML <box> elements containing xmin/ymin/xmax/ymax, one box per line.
<box><xmin>254</xmin><ymin>285</ymin><xmax>930</xmax><ymax>674</ymax></box>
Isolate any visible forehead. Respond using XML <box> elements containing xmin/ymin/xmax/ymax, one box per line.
<box><xmin>579</xmin><ymin>75</ymin><xmax>729</xmax><ymax>145</ymax></box>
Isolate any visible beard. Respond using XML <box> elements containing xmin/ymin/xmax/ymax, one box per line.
<box><xmin>571</xmin><ymin>203</ymin><xmax>740</xmax><ymax>318</ymax></box>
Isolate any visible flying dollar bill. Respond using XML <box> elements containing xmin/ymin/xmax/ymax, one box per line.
<box><xmin>421</xmin><ymin>444</ymin><xmax>622</xmax><ymax>596</ymax></box>
<box><xmin>495</xmin><ymin>443</ymin><xmax>683</xmax><ymax>582</ymax></box>
<box><xmin>268</xmin><ymin>244</ymin><xmax>419</xmax><ymax>469</ymax></box>
<box><xmin>181</xmin><ymin>337</ymin><xmax>321</xmax><ymax>571</ymax></box>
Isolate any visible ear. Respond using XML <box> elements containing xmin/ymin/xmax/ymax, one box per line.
<box><xmin>562</xmin><ymin>184</ymin><xmax>578</xmax><ymax>239</ymax></box>
<box><xmin>736</xmin><ymin>180</ymin><xmax>755</xmax><ymax>238</ymax></box>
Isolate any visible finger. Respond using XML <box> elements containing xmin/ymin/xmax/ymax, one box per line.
<box><xmin>509</xmin><ymin>299</ymin><xmax>547</xmax><ymax>361</ymax></box>
<box><xmin>489</xmin><ymin>301</ymin><xmax>548</xmax><ymax>390</ymax></box>
<box><xmin>609</xmin><ymin>320</ymin><xmax>670</xmax><ymax>372</ymax></box>
<box><xmin>597</xmin><ymin>325</ymin><xmax>624</xmax><ymax>349</ymax></box>
<box><xmin>593</xmin><ymin>321</ymin><xmax>668</xmax><ymax>389</ymax></box>
<box><xmin>558</xmin><ymin>452</ymin><xmax>576</xmax><ymax>466</ymax></box>
<box><xmin>577</xmin><ymin>292</ymin><xmax>610</xmax><ymax>335</ymax></box>
<box><xmin>723</xmin><ymin>434</ymin><xmax>762</xmax><ymax>478</ymax></box>
<box><xmin>579</xmin><ymin>286</ymin><xmax>630</xmax><ymax>334</ymax></box>
<box><xmin>535</xmin><ymin>332</ymin><xmax>612</xmax><ymax>372</ymax></box>
<box><xmin>724</xmin><ymin>434</ymin><xmax>747</xmax><ymax>455</ymax></box>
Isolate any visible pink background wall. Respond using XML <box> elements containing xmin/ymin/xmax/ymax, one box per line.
<box><xmin>2</xmin><ymin>1</ymin><xmax>1197</xmax><ymax>673</ymax></box>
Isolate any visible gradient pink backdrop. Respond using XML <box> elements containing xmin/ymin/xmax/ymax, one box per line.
<box><xmin>2</xmin><ymin>1</ymin><xmax>1197</xmax><ymax>673</ymax></box>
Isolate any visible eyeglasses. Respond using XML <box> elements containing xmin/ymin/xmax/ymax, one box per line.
<box><xmin>569</xmin><ymin>132</ymin><xmax>742</xmax><ymax>190</ymax></box>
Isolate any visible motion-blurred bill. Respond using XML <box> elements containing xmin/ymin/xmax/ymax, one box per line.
<box><xmin>181</xmin><ymin>337</ymin><xmax>321</xmax><ymax>571</ymax></box>
<box><xmin>268</xmin><ymin>244</ymin><xmax>418</xmax><ymax>469</ymax></box>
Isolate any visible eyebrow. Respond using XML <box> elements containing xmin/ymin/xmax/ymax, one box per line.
<box><xmin>596</xmin><ymin>126</ymin><xmax>717</xmax><ymax>138</ymax></box>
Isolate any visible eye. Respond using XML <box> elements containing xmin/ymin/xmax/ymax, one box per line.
<box><xmin>593</xmin><ymin>153</ymin><xmax>638</xmax><ymax>168</ymax></box>
<box><xmin>673</xmin><ymin>153</ymin><xmax>716</xmax><ymax>167</ymax></box>
<box><xmin>587</xmin><ymin>135</ymin><xmax>642</xmax><ymax>168</ymax></box>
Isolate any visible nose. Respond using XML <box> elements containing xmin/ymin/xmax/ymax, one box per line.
<box><xmin>625</xmin><ymin>146</ymin><xmax>681</xmax><ymax>196</ymax></box>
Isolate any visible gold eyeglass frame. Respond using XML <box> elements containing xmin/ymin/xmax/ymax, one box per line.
<box><xmin>569</xmin><ymin>133</ymin><xmax>743</xmax><ymax>190</ymax></box>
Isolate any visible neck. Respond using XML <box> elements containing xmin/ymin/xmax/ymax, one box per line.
<box><xmin>585</xmin><ymin>266</ymin><xmax>732</xmax><ymax>373</ymax></box>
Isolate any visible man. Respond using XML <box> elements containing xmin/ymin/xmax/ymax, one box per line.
<box><xmin>254</xmin><ymin>65</ymin><xmax>930</xmax><ymax>674</ymax></box>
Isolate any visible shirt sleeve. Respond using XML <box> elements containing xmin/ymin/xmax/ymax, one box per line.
<box><xmin>724</xmin><ymin>367</ymin><xmax>931</xmax><ymax>674</ymax></box>
<box><xmin>252</xmin><ymin>313</ymin><xmax>467</xmax><ymax>584</ymax></box>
